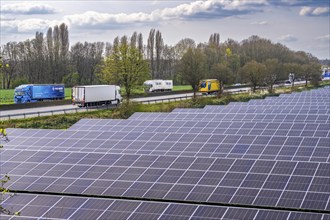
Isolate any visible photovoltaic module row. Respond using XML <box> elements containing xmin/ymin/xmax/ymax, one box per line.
<box><xmin>67</xmin><ymin>119</ymin><xmax>330</xmax><ymax>137</ymax></box>
<box><xmin>173</xmin><ymin>106</ymin><xmax>330</xmax><ymax>114</ymax></box>
<box><xmin>1</xmin><ymin>149</ymin><xmax>330</xmax><ymax>212</ymax></box>
<box><xmin>1</xmin><ymin>86</ymin><xmax>329</xmax><ymax>219</ymax></box>
<box><xmin>5</xmin><ymin>128</ymin><xmax>329</xmax><ymax>162</ymax></box>
<box><xmin>2</xmin><ymin>194</ymin><xmax>329</xmax><ymax>220</ymax></box>
<box><xmin>9</xmin><ymin>120</ymin><xmax>330</xmax><ymax>137</ymax></box>
<box><xmin>127</xmin><ymin>112</ymin><xmax>330</xmax><ymax>123</ymax></box>
<box><xmin>172</xmin><ymin>106</ymin><xmax>330</xmax><ymax>114</ymax></box>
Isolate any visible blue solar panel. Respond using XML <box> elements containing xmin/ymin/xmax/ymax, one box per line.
<box><xmin>1</xmin><ymin>86</ymin><xmax>329</xmax><ymax>219</ymax></box>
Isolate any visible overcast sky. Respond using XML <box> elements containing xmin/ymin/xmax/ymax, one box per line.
<box><xmin>1</xmin><ymin>0</ymin><xmax>329</xmax><ymax>59</ymax></box>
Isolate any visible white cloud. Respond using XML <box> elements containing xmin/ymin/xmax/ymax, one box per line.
<box><xmin>312</xmin><ymin>7</ymin><xmax>330</xmax><ymax>16</ymax></box>
<box><xmin>1</xmin><ymin>0</ymin><xmax>268</xmax><ymax>33</ymax></box>
<box><xmin>1</xmin><ymin>18</ymin><xmax>56</xmax><ymax>33</ymax></box>
<box><xmin>279</xmin><ymin>34</ymin><xmax>298</xmax><ymax>42</ymax></box>
<box><xmin>316</xmin><ymin>35</ymin><xmax>330</xmax><ymax>42</ymax></box>
<box><xmin>251</xmin><ymin>20</ymin><xmax>268</xmax><ymax>25</ymax></box>
<box><xmin>225</xmin><ymin>0</ymin><xmax>267</xmax><ymax>9</ymax></box>
<box><xmin>299</xmin><ymin>6</ymin><xmax>329</xmax><ymax>16</ymax></box>
<box><xmin>61</xmin><ymin>0</ymin><xmax>266</xmax><ymax>28</ymax></box>
<box><xmin>299</xmin><ymin>7</ymin><xmax>312</xmax><ymax>16</ymax></box>
<box><xmin>1</xmin><ymin>2</ymin><xmax>57</xmax><ymax>15</ymax></box>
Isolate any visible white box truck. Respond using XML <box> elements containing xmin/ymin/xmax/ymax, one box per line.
<box><xmin>72</xmin><ymin>85</ymin><xmax>122</xmax><ymax>107</ymax></box>
<box><xmin>143</xmin><ymin>80</ymin><xmax>173</xmax><ymax>92</ymax></box>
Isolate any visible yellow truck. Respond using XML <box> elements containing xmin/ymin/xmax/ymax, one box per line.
<box><xmin>199</xmin><ymin>79</ymin><xmax>221</xmax><ymax>95</ymax></box>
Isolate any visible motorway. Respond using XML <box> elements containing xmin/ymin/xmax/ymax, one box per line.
<box><xmin>0</xmin><ymin>93</ymin><xmax>199</xmax><ymax>120</ymax></box>
<box><xmin>1</xmin><ymin>83</ymin><xmax>308</xmax><ymax>120</ymax></box>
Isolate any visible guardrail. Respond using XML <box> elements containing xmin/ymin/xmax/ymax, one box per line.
<box><xmin>0</xmin><ymin>104</ymin><xmax>117</xmax><ymax>121</ymax></box>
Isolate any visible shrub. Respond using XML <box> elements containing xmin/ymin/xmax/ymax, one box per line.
<box><xmin>112</xmin><ymin>102</ymin><xmax>138</xmax><ymax>119</ymax></box>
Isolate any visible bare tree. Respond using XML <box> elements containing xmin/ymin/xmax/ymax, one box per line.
<box><xmin>59</xmin><ymin>23</ymin><xmax>69</xmax><ymax>82</ymax></box>
<box><xmin>46</xmin><ymin>27</ymin><xmax>55</xmax><ymax>83</ymax></box>
<box><xmin>155</xmin><ymin>30</ymin><xmax>164</xmax><ymax>78</ymax></box>
<box><xmin>33</xmin><ymin>32</ymin><xmax>46</xmax><ymax>83</ymax></box>
<box><xmin>53</xmin><ymin>25</ymin><xmax>61</xmax><ymax>83</ymax></box>
<box><xmin>105</xmin><ymin>42</ymin><xmax>113</xmax><ymax>57</ymax></box>
<box><xmin>147</xmin><ymin>29</ymin><xmax>155</xmax><ymax>78</ymax></box>
<box><xmin>209</xmin><ymin>33</ymin><xmax>220</xmax><ymax>47</ymax></box>
<box><xmin>162</xmin><ymin>45</ymin><xmax>176</xmax><ymax>81</ymax></box>
<box><xmin>71</xmin><ymin>42</ymin><xmax>105</xmax><ymax>85</ymax></box>
<box><xmin>130</xmin><ymin>32</ymin><xmax>137</xmax><ymax>48</ymax></box>
<box><xmin>1</xmin><ymin>43</ymin><xmax>20</xmax><ymax>88</ymax></box>
<box><xmin>174</xmin><ymin>38</ymin><xmax>196</xmax><ymax>60</ymax></box>
<box><xmin>138</xmin><ymin>33</ymin><xmax>144</xmax><ymax>55</ymax></box>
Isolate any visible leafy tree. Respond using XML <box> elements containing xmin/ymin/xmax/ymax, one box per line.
<box><xmin>179</xmin><ymin>48</ymin><xmax>206</xmax><ymax>98</ymax></box>
<box><xmin>302</xmin><ymin>62</ymin><xmax>322</xmax><ymax>86</ymax></box>
<box><xmin>264</xmin><ymin>58</ymin><xmax>283</xmax><ymax>93</ymax></box>
<box><xmin>173</xmin><ymin>38</ymin><xmax>196</xmax><ymax>84</ymax></box>
<box><xmin>62</xmin><ymin>72</ymin><xmax>79</xmax><ymax>87</ymax></box>
<box><xmin>100</xmin><ymin>36</ymin><xmax>149</xmax><ymax>102</ymax></box>
<box><xmin>283</xmin><ymin>63</ymin><xmax>302</xmax><ymax>86</ymax></box>
<box><xmin>210</xmin><ymin>62</ymin><xmax>234</xmax><ymax>95</ymax></box>
<box><xmin>227</xmin><ymin>54</ymin><xmax>241</xmax><ymax>82</ymax></box>
<box><xmin>239</xmin><ymin>60</ymin><xmax>266</xmax><ymax>92</ymax></box>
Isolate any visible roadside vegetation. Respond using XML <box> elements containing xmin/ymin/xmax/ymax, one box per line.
<box><xmin>1</xmin><ymin>81</ymin><xmax>328</xmax><ymax>130</ymax></box>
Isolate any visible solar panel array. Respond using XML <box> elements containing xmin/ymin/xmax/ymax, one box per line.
<box><xmin>3</xmin><ymin>194</ymin><xmax>328</xmax><ymax>220</ymax></box>
<box><xmin>1</xmin><ymin>86</ymin><xmax>330</xmax><ymax>219</ymax></box>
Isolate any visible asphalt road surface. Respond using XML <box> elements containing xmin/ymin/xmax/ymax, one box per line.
<box><xmin>0</xmin><ymin>82</ymin><xmax>307</xmax><ymax>120</ymax></box>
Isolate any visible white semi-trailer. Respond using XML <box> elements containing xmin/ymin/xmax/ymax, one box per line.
<box><xmin>143</xmin><ymin>80</ymin><xmax>173</xmax><ymax>92</ymax></box>
<box><xmin>72</xmin><ymin>85</ymin><xmax>122</xmax><ymax>107</ymax></box>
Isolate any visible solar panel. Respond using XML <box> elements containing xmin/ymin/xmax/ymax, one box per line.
<box><xmin>2</xmin><ymin>193</ymin><xmax>329</xmax><ymax>220</ymax></box>
<box><xmin>1</xmin><ymin>149</ymin><xmax>330</xmax><ymax>212</ymax></box>
<box><xmin>1</xmin><ymin>86</ymin><xmax>329</xmax><ymax>219</ymax></box>
<box><xmin>6</xmin><ymin>126</ymin><xmax>329</xmax><ymax>162</ymax></box>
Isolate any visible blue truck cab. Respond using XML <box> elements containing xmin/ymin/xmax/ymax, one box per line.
<box><xmin>14</xmin><ymin>84</ymin><xmax>65</xmax><ymax>103</ymax></box>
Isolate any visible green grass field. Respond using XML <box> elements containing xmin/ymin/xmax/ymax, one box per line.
<box><xmin>173</xmin><ymin>85</ymin><xmax>192</xmax><ymax>91</ymax></box>
<box><xmin>0</xmin><ymin>89</ymin><xmax>13</xmax><ymax>104</ymax></box>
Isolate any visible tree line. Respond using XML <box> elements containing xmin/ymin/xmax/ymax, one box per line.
<box><xmin>0</xmin><ymin>23</ymin><xmax>322</xmax><ymax>97</ymax></box>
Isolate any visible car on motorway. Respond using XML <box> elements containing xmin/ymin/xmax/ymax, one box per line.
<box><xmin>284</xmin><ymin>80</ymin><xmax>292</xmax><ymax>85</ymax></box>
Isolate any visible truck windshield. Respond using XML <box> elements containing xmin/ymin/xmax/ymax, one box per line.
<box><xmin>14</xmin><ymin>91</ymin><xmax>25</xmax><ymax>96</ymax></box>
<box><xmin>143</xmin><ymin>83</ymin><xmax>152</xmax><ymax>91</ymax></box>
<box><xmin>200</xmin><ymin>81</ymin><xmax>207</xmax><ymax>88</ymax></box>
